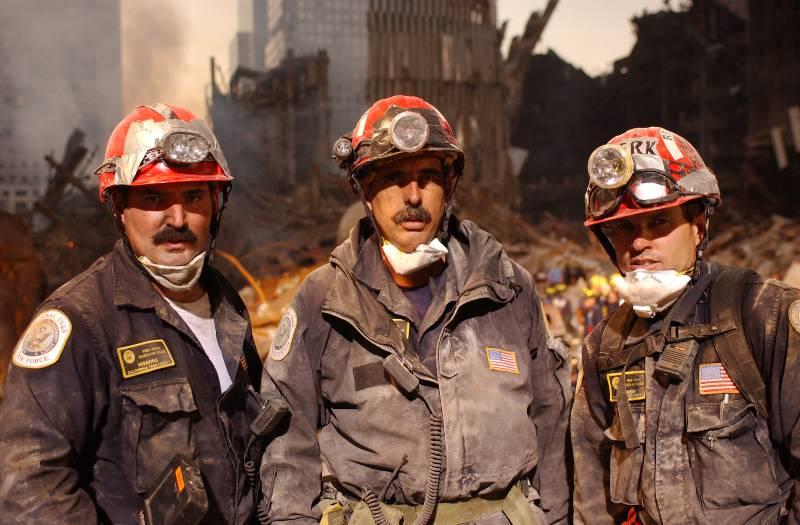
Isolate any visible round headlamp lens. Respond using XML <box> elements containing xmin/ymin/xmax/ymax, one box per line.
<box><xmin>163</xmin><ymin>133</ymin><xmax>210</xmax><ymax>164</ymax></box>
<box><xmin>389</xmin><ymin>111</ymin><xmax>429</xmax><ymax>152</ymax></box>
<box><xmin>332</xmin><ymin>137</ymin><xmax>353</xmax><ymax>160</ymax></box>
<box><xmin>588</xmin><ymin>144</ymin><xmax>634</xmax><ymax>189</ymax></box>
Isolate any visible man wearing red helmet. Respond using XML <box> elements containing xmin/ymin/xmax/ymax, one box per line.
<box><xmin>259</xmin><ymin>95</ymin><xmax>570</xmax><ymax>525</ymax></box>
<box><xmin>571</xmin><ymin>127</ymin><xmax>800</xmax><ymax>524</ymax></box>
<box><xmin>0</xmin><ymin>104</ymin><xmax>279</xmax><ymax>524</ymax></box>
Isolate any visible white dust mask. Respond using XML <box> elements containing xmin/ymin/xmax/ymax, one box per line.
<box><xmin>381</xmin><ymin>238</ymin><xmax>448</xmax><ymax>275</ymax></box>
<box><xmin>616</xmin><ymin>269</ymin><xmax>691</xmax><ymax>318</ymax></box>
<box><xmin>137</xmin><ymin>251</ymin><xmax>206</xmax><ymax>292</ymax></box>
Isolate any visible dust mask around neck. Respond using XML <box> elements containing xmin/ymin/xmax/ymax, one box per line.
<box><xmin>381</xmin><ymin>238</ymin><xmax>448</xmax><ymax>275</ymax></box>
<box><xmin>616</xmin><ymin>269</ymin><xmax>692</xmax><ymax>318</ymax></box>
<box><xmin>137</xmin><ymin>251</ymin><xmax>206</xmax><ymax>292</ymax></box>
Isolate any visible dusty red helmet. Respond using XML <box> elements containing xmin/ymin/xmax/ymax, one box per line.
<box><xmin>333</xmin><ymin>95</ymin><xmax>464</xmax><ymax>179</ymax></box>
<box><xmin>583</xmin><ymin>127</ymin><xmax>720</xmax><ymax>227</ymax></box>
<box><xmin>95</xmin><ymin>103</ymin><xmax>232</xmax><ymax>202</ymax></box>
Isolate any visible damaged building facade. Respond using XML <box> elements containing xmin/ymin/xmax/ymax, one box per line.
<box><xmin>512</xmin><ymin>0</ymin><xmax>799</xmax><ymax>221</ymax></box>
<box><xmin>366</xmin><ymin>0</ymin><xmax>519</xmax><ymax>206</ymax></box>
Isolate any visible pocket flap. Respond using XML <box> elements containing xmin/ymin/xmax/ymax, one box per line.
<box><xmin>120</xmin><ymin>378</ymin><xmax>198</xmax><ymax>413</ymax></box>
<box><xmin>686</xmin><ymin>398</ymin><xmax>753</xmax><ymax>433</ymax></box>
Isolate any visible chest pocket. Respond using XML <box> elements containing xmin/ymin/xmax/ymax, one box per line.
<box><xmin>604</xmin><ymin>403</ymin><xmax>646</xmax><ymax>506</ymax></box>
<box><xmin>686</xmin><ymin>398</ymin><xmax>781</xmax><ymax>509</ymax></box>
<box><xmin>120</xmin><ymin>378</ymin><xmax>200</xmax><ymax>493</ymax></box>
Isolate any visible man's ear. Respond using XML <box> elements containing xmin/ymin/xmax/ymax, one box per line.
<box><xmin>692</xmin><ymin>212</ymin><xmax>707</xmax><ymax>248</ymax></box>
<box><xmin>111</xmin><ymin>190</ymin><xmax>127</xmax><ymax>226</ymax></box>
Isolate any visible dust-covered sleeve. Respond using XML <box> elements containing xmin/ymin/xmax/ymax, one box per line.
<box><xmin>0</xmin><ymin>305</ymin><xmax>107</xmax><ymax>524</ymax></box>
<box><xmin>259</xmin><ymin>283</ymin><xmax>326</xmax><ymax>525</ymax></box>
<box><xmin>756</xmin><ymin>285</ymin><xmax>800</xmax><ymax>524</ymax></box>
<box><xmin>526</xmin><ymin>283</ymin><xmax>572</xmax><ymax>524</ymax></box>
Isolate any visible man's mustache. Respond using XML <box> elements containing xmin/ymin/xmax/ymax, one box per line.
<box><xmin>152</xmin><ymin>226</ymin><xmax>198</xmax><ymax>245</ymax></box>
<box><xmin>392</xmin><ymin>206</ymin><xmax>432</xmax><ymax>225</ymax></box>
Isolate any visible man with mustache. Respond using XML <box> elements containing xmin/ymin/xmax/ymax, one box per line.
<box><xmin>0</xmin><ymin>104</ymin><xmax>274</xmax><ymax>524</ymax></box>
<box><xmin>571</xmin><ymin>128</ymin><xmax>800</xmax><ymax>524</ymax></box>
<box><xmin>259</xmin><ymin>95</ymin><xmax>571</xmax><ymax>524</ymax></box>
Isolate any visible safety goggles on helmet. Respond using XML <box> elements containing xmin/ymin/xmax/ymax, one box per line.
<box><xmin>586</xmin><ymin>171</ymin><xmax>686</xmax><ymax>219</ymax></box>
<box><xmin>94</xmin><ymin>118</ymin><xmax>231</xmax><ymax>185</ymax></box>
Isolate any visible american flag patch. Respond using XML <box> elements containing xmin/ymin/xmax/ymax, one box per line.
<box><xmin>485</xmin><ymin>347</ymin><xmax>519</xmax><ymax>374</ymax></box>
<box><xmin>698</xmin><ymin>363</ymin><xmax>739</xmax><ymax>395</ymax></box>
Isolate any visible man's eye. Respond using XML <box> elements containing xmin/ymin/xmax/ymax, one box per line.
<box><xmin>186</xmin><ymin>193</ymin><xmax>203</xmax><ymax>204</ymax></box>
<box><xmin>144</xmin><ymin>195</ymin><xmax>162</xmax><ymax>204</ymax></box>
<box><xmin>385</xmin><ymin>173</ymin><xmax>403</xmax><ymax>185</ymax></box>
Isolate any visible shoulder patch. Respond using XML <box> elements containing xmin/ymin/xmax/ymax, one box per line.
<box><xmin>270</xmin><ymin>307</ymin><xmax>297</xmax><ymax>361</ymax></box>
<box><xmin>789</xmin><ymin>300</ymin><xmax>800</xmax><ymax>335</ymax></box>
<box><xmin>13</xmin><ymin>309</ymin><xmax>72</xmax><ymax>369</ymax></box>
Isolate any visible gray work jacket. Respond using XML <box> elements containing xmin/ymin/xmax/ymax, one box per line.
<box><xmin>260</xmin><ymin>218</ymin><xmax>571</xmax><ymax>524</ymax></box>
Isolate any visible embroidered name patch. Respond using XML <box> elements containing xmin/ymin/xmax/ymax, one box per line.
<box><xmin>485</xmin><ymin>347</ymin><xmax>519</xmax><ymax>374</ymax></box>
<box><xmin>698</xmin><ymin>362</ymin><xmax>739</xmax><ymax>395</ymax></box>
<box><xmin>13</xmin><ymin>309</ymin><xmax>72</xmax><ymax>368</ymax></box>
<box><xmin>789</xmin><ymin>300</ymin><xmax>800</xmax><ymax>335</ymax></box>
<box><xmin>117</xmin><ymin>339</ymin><xmax>175</xmax><ymax>379</ymax></box>
<box><xmin>270</xmin><ymin>307</ymin><xmax>297</xmax><ymax>361</ymax></box>
<box><xmin>606</xmin><ymin>370</ymin><xmax>646</xmax><ymax>402</ymax></box>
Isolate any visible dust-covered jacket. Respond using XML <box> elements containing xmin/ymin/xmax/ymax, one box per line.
<box><xmin>260</xmin><ymin>218</ymin><xmax>572</xmax><ymax>524</ymax></box>
<box><xmin>571</xmin><ymin>261</ymin><xmax>800</xmax><ymax>524</ymax></box>
<box><xmin>0</xmin><ymin>241</ymin><xmax>265</xmax><ymax>525</ymax></box>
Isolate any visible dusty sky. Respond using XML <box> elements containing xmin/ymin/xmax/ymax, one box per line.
<box><xmin>121</xmin><ymin>0</ymin><xmax>668</xmax><ymax>117</ymax></box>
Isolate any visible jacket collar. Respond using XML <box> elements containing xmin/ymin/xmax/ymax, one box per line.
<box><xmin>111</xmin><ymin>240</ymin><xmax>248</xmax><ymax>387</ymax></box>
<box><xmin>332</xmin><ymin>217</ymin><xmax>518</xmax><ymax>296</ymax></box>
<box><xmin>112</xmin><ymin>240</ymin><xmax>161</xmax><ymax>310</ymax></box>
<box><xmin>324</xmin><ymin>218</ymin><xmax>519</xmax><ymax>336</ymax></box>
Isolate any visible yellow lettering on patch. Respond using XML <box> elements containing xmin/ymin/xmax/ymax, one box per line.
<box><xmin>116</xmin><ymin>339</ymin><xmax>175</xmax><ymax>379</ymax></box>
<box><xmin>606</xmin><ymin>370</ymin><xmax>647</xmax><ymax>402</ymax></box>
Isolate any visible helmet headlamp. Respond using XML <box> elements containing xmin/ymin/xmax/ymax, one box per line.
<box><xmin>388</xmin><ymin>111</ymin><xmax>429</xmax><ymax>153</ymax></box>
<box><xmin>332</xmin><ymin>136</ymin><xmax>353</xmax><ymax>163</ymax></box>
<box><xmin>94</xmin><ymin>117</ymin><xmax>231</xmax><ymax>184</ymax></box>
<box><xmin>588</xmin><ymin>144</ymin><xmax>634</xmax><ymax>189</ymax></box>
<box><xmin>162</xmin><ymin>132</ymin><xmax>211</xmax><ymax>164</ymax></box>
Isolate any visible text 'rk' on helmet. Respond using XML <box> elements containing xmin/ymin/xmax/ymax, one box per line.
<box><xmin>583</xmin><ymin>126</ymin><xmax>720</xmax><ymax>227</ymax></box>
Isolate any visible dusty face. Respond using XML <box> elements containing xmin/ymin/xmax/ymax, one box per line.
<box><xmin>121</xmin><ymin>182</ymin><xmax>213</xmax><ymax>266</ymax></box>
<box><xmin>363</xmin><ymin>155</ymin><xmax>449</xmax><ymax>252</ymax></box>
<box><xmin>600</xmin><ymin>205</ymin><xmax>703</xmax><ymax>274</ymax></box>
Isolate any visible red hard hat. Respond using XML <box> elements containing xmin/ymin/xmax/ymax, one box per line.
<box><xmin>583</xmin><ymin>127</ymin><xmax>720</xmax><ymax>227</ymax></box>
<box><xmin>96</xmin><ymin>103</ymin><xmax>232</xmax><ymax>202</ymax></box>
<box><xmin>334</xmin><ymin>95</ymin><xmax>464</xmax><ymax>179</ymax></box>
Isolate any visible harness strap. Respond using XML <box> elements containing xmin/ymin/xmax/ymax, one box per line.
<box><xmin>709</xmin><ymin>268</ymin><xmax>768</xmax><ymax>418</ymax></box>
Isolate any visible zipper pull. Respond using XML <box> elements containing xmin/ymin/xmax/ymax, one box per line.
<box><xmin>719</xmin><ymin>393</ymin><xmax>729</xmax><ymax>421</ymax></box>
<box><xmin>705</xmin><ymin>430</ymin><xmax>718</xmax><ymax>450</ymax></box>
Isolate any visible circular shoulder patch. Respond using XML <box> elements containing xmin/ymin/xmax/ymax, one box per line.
<box><xmin>789</xmin><ymin>300</ymin><xmax>800</xmax><ymax>335</ymax></box>
<box><xmin>270</xmin><ymin>307</ymin><xmax>297</xmax><ymax>361</ymax></box>
<box><xmin>13</xmin><ymin>309</ymin><xmax>72</xmax><ymax>369</ymax></box>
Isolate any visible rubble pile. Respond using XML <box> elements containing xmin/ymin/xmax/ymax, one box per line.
<box><xmin>706</xmin><ymin>211</ymin><xmax>800</xmax><ymax>284</ymax></box>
